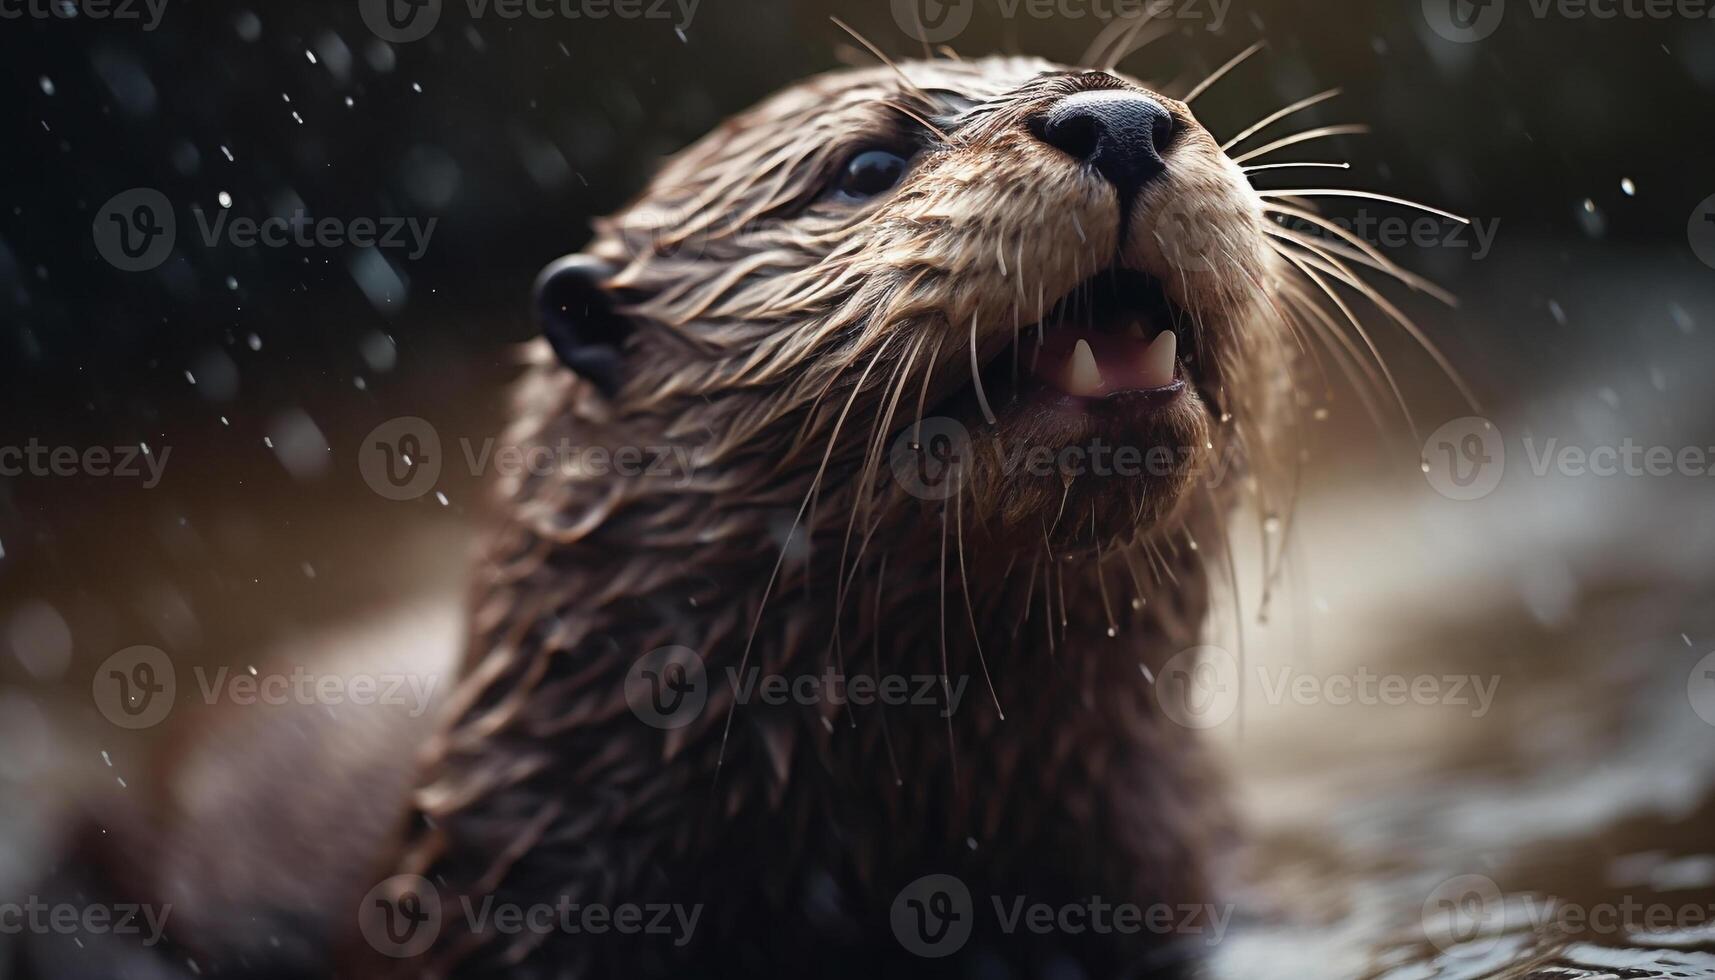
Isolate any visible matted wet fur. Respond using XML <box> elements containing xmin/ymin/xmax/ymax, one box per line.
<box><xmin>349</xmin><ymin>56</ymin><xmax>1298</xmax><ymax>979</ymax></box>
<box><xmin>13</xmin><ymin>48</ymin><xmax>1470</xmax><ymax>980</ymax></box>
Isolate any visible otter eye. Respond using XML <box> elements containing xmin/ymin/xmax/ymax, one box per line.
<box><xmin>833</xmin><ymin>149</ymin><xmax>909</xmax><ymax>202</ymax></box>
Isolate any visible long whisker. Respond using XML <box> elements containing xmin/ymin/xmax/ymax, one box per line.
<box><xmin>1230</xmin><ymin>125</ymin><xmax>1370</xmax><ymax>165</ymax></box>
<box><xmin>1182</xmin><ymin>40</ymin><xmax>1267</xmax><ymax>104</ymax></box>
<box><xmin>1099</xmin><ymin>14</ymin><xmax>1172</xmax><ymax>72</ymax></box>
<box><xmin>1256</xmin><ymin>188</ymin><xmax>1470</xmax><ymax>225</ymax></box>
<box><xmin>1267</xmin><ymin>219</ymin><xmax>1457</xmax><ymax>306</ymax></box>
<box><xmin>956</xmin><ymin>486</ymin><xmax>1004</xmax><ymax>718</ymax></box>
<box><xmin>1220</xmin><ymin>88</ymin><xmax>1343</xmax><ymax>153</ymax></box>
<box><xmin>970</xmin><ymin>311</ymin><xmax>998</xmax><ymax>426</ymax></box>
<box><xmin>1275</xmin><ymin>272</ymin><xmax>1395</xmax><ymax>435</ymax></box>
<box><xmin>1241</xmin><ymin>161</ymin><xmax>1351</xmax><ymax>174</ymax></box>
<box><xmin>718</xmin><ymin>334</ymin><xmax>897</xmax><ymax>776</ymax></box>
<box><xmin>1281</xmin><ymin>235</ymin><xmax>1483</xmax><ymax>413</ymax></box>
<box><xmin>829</xmin><ymin>16</ymin><xmax>950</xmax><ymax>140</ymax></box>
<box><xmin>873</xmin><ymin>553</ymin><xmax>903</xmax><ymax>787</ymax></box>
<box><xmin>1279</xmin><ymin>248</ymin><xmax>1420</xmax><ymax>439</ymax></box>
<box><xmin>1081</xmin><ymin>7</ymin><xmax>1152</xmax><ymax>68</ymax></box>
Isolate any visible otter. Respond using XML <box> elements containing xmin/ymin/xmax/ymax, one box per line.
<box><xmin>342</xmin><ymin>56</ymin><xmax>1293</xmax><ymax>979</ymax></box>
<box><xmin>17</xmin><ymin>52</ymin><xmax>1446</xmax><ymax>980</ymax></box>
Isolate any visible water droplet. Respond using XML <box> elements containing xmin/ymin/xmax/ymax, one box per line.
<box><xmin>435</xmin><ymin>491</ymin><xmax>450</xmax><ymax>506</ymax></box>
<box><xmin>39</xmin><ymin>76</ymin><xmax>55</xmax><ymax>96</ymax></box>
<box><xmin>1105</xmin><ymin>626</ymin><xmax>1117</xmax><ymax>637</ymax></box>
<box><xmin>1263</xmin><ymin>514</ymin><xmax>1282</xmax><ymax>534</ymax></box>
<box><xmin>217</xmin><ymin>190</ymin><xmax>232</xmax><ymax>208</ymax></box>
<box><xmin>1620</xmin><ymin>177</ymin><xmax>1636</xmax><ymax>196</ymax></box>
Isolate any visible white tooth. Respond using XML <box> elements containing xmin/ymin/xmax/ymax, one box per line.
<box><xmin>1068</xmin><ymin>338</ymin><xmax>1103</xmax><ymax>395</ymax></box>
<box><xmin>1139</xmin><ymin>330</ymin><xmax>1177</xmax><ymax>387</ymax></box>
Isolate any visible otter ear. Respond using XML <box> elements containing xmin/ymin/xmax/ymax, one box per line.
<box><xmin>534</xmin><ymin>254</ymin><xmax>630</xmax><ymax>398</ymax></box>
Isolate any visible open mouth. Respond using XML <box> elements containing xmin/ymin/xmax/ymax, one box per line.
<box><xmin>1013</xmin><ymin>269</ymin><xmax>1192</xmax><ymax>405</ymax></box>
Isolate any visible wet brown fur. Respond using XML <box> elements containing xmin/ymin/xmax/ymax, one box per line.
<box><xmin>349</xmin><ymin>57</ymin><xmax>1300</xmax><ymax>979</ymax></box>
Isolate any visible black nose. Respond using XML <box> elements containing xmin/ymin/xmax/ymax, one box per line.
<box><xmin>1032</xmin><ymin>91</ymin><xmax>1175</xmax><ymax>198</ymax></box>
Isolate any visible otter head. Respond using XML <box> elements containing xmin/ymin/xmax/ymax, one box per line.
<box><xmin>533</xmin><ymin>57</ymin><xmax>1291</xmax><ymax>560</ymax></box>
